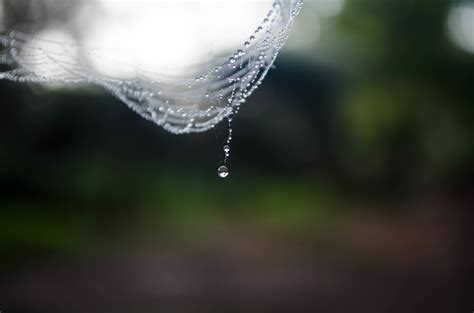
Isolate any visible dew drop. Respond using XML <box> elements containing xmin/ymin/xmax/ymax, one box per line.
<box><xmin>218</xmin><ymin>165</ymin><xmax>229</xmax><ymax>178</ymax></box>
<box><xmin>223</xmin><ymin>145</ymin><xmax>230</xmax><ymax>154</ymax></box>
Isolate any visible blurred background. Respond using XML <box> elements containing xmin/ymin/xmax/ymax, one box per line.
<box><xmin>1</xmin><ymin>0</ymin><xmax>473</xmax><ymax>312</ymax></box>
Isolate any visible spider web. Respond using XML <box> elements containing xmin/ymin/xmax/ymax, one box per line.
<box><xmin>0</xmin><ymin>0</ymin><xmax>303</xmax><ymax>134</ymax></box>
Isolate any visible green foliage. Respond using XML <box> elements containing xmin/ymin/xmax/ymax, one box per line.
<box><xmin>334</xmin><ymin>0</ymin><xmax>473</xmax><ymax>180</ymax></box>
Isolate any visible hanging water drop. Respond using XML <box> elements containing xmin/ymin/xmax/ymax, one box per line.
<box><xmin>218</xmin><ymin>165</ymin><xmax>229</xmax><ymax>178</ymax></box>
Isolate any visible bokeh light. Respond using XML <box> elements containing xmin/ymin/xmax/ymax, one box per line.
<box><xmin>448</xmin><ymin>3</ymin><xmax>474</xmax><ymax>54</ymax></box>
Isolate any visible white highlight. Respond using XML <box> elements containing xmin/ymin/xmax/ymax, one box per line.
<box><xmin>83</xmin><ymin>0</ymin><xmax>273</xmax><ymax>77</ymax></box>
<box><xmin>448</xmin><ymin>4</ymin><xmax>474</xmax><ymax>54</ymax></box>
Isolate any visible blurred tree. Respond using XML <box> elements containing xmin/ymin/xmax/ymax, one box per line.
<box><xmin>335</xmin><ymin>0</ymin><xmax>474</xmax><ymax>187</ymax></box>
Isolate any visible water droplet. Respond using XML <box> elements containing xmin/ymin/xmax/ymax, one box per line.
<box><xmin>223</xmin><ymin>145</ymin><xmax>230</xmax><ymax>154</ymax></box>
<box><xmin>218</xmin><ymin>165</ymin><xmax>229</xmax><ymax>178</ymax></box>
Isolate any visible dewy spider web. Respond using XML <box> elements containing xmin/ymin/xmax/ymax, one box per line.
<box><xmin>0</xmin><ymin>0</ymin><xmax>303</xmax><ymax>134</ymax></box>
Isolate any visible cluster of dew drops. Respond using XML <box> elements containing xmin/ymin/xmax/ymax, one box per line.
<box><xmin>0</xmin><ymin>1</ymin><xmax>304</xmax><ymax>179</ymax></box>
<box><xmin>215</xmin><ymin>1</ymin><xmax>297</xmax><ymax>179</ymax></box>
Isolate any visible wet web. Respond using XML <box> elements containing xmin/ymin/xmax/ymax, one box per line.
<box><xmin>0</xmin><ymin>0</ymin><xmax>303</xmax><ymax>176</ymax></box>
